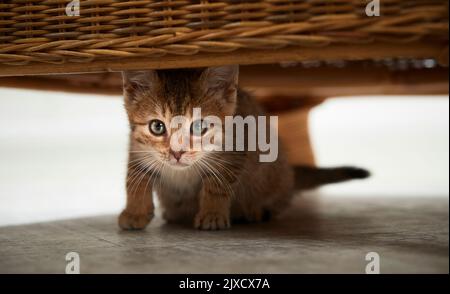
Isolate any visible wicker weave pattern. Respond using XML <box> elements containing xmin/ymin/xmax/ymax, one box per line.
<box><xmin>0</xmin><ymin>0</ymin><xmax>448</xmax><ymax>65</ymax></box>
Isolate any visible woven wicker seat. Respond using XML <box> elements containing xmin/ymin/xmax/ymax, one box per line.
<box><xmin>0</xmin><ymin>0</ymin><xmax>448</xmax><ymax>74</ymax></box>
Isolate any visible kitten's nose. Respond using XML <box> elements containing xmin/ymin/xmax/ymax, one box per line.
<box><xmin>170</xmin><ymin>150</ymin><xmax>185</xmax><ymax>161</ymax></box>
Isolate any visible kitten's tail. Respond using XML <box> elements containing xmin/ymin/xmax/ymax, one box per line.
<box><xmin>294</xmin><ymin>165</ymin><xmax>370</xmax><ymax>190</ymax></box>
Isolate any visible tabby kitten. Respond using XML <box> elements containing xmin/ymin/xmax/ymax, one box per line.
<box><xmin>119</xmin><ymin>65</ymin><xmax>368</xmax><ymax>230</ymax></box>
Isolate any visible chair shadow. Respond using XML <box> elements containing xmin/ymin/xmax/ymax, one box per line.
<box><xmin>155</xmin><ymin>195</ymin><xmax>375</xmax><ymax>246</ymax></box>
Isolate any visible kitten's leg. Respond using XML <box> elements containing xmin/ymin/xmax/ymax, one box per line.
<box><xmin>118</xmin><ymin>166</ymin><xmax>154</xmax><ymax>230</ymax></box>
<box><xmin>194</xmin><ymin>182</ymin><xmax>231</xmax><ymax>230</ymax></box>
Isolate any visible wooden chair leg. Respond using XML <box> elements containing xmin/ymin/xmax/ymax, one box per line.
<box><xmin>277</xmin><ymin>104</ymin><xmax>319</xmax><ymax>166</ymax></box>
<box><xmin>257</xmin><ymin>93</ymin><xmax>325</xmax><ymax>167</ymax></box>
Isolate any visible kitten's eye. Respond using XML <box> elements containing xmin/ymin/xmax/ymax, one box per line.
<box><xmin>190</xmin><ymin>119</ymin><xmax>208</xmax><ymax>136</ymax></box>
<box><xmin>149</xmin><ymin>120</ymin><xmax>166</xmax><ymax>136</ymax></box>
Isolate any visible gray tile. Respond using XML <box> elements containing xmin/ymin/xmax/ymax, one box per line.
<box><xmin>0</xmin><ymin>196</ymin><xmax>447</xmax><ymax>274</ymax></box>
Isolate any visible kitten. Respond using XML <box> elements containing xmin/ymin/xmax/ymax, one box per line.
<box><xmin>119</xmin><ymin>65</ymin><xmax>369</xmax><ymax>230</ymax></box>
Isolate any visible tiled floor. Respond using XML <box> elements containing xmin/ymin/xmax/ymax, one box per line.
<box><xmin>0</xmin><ymin>195</ymin><xmax>447</xmax><ymax>274</ymax></box>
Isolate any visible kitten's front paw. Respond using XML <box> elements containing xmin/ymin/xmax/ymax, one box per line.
<box><xmin>194</xmin><ymin>211</ymin><xmax>231</xmax><ymax>230</ymax></box>
<box><xmin>118</xmin><ymin>210</ymin><xmax>153</xmax><ymax>230</ymax></box>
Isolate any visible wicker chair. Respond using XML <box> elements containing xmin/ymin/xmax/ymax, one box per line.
<box><xmin>0</xmin><ymin>0</ymin><xmax>448</xmax><ymax>165</ymax></box>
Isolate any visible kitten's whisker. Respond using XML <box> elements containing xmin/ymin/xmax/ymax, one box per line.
<box><xmin>127</xmin><ymin>162</ymin><xmax>151</xmax><ymax>196</ymax></box>
<box><xmin>156</xmin><ymin>162</ymin><xmax>166</xmax><ymax>192</ymax></box>
<box><xmin>209</xmin><ymin>153</ymin><xmax>250</xmax><ymax>178</ymax></box>
<box><xmin>204</xmin><ymin>154</ymin><xmax>245</xmax><ymax>190</ymax></box>
<box><xmin>127</xmin><ymin>154</ymin><xmax>154</xmax><ymax>168</ymax></box>
<box><xmin>191</xmin><ymin>163</ymin><xmax>205</xmax><ymax>185</ymax></box>
<box><xmin>130</xmin><ymin>157</ymin><xmax>161</xmax><ymax>197</ymax></box>
<box><xmin>131</xmin><ymin>167</ymin><xmax>151</xmax><ymax>197</ymax></box>
<box><xmin>205</xmin><ymin>158</ymin><xmax>237</xmax><ymax>187</ymax></box>
<box><xmin>129</xmin><ymin>150</ymin><xmax>159</xmax><ymax>154</ymax></box>
<box><xmin>127</xmin><ymin>158</ymin><xmax>159</xmax><ymax>195</ymax></box>
<box><xmin>143</xmin><ymin>160</ymin><xmax>162</xmax><ymax>197</ymax></box>
<box><xmin>199</xmin><ymin>158</ymin><xmax>234</xmax><ymax>198</ymax></box>
<box><xmin>127</xmin><ymin>164</ymin><xmax>148</xmax><ymax>188</ymax></box>
<box><xmin>128</xmin><ymin>151</ymin><xmax>160</xmax><ymax>164</ymax></box>
<box><xmin>127</xmin><ymin>158</ymin><xmax>152</xmax><ymax>185</ymax></box>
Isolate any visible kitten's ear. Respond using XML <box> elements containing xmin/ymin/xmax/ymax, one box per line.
<box><xmin>201</xmin><ymin>65</ymin><xmax>239</xmax><ymax>89</ymax></box>
<box><xmin>201</xmin><ymin>65</ymin><xmax>239</xmax><ymax>106</ymax></box>
<box><xmin>122</xmin><ymin>70</ymin><xmax>158</xmax><ymax>103</ymax></box>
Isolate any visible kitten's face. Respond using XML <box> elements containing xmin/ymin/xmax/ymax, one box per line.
<box><xmin>123</xmin><ymin>66</ymin><xmax>238</xmax><ymax>171</ymax></box>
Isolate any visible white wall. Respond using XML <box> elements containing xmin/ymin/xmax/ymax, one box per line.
<box><xmin>311</xmin><ymin>97</ymin><xmax>449</xmax><ymax>198</ymax></box>
<box><xmin>0</xmin><ymin>88</ymin><xmax>448</xmax><ymax>226</ymax></box>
